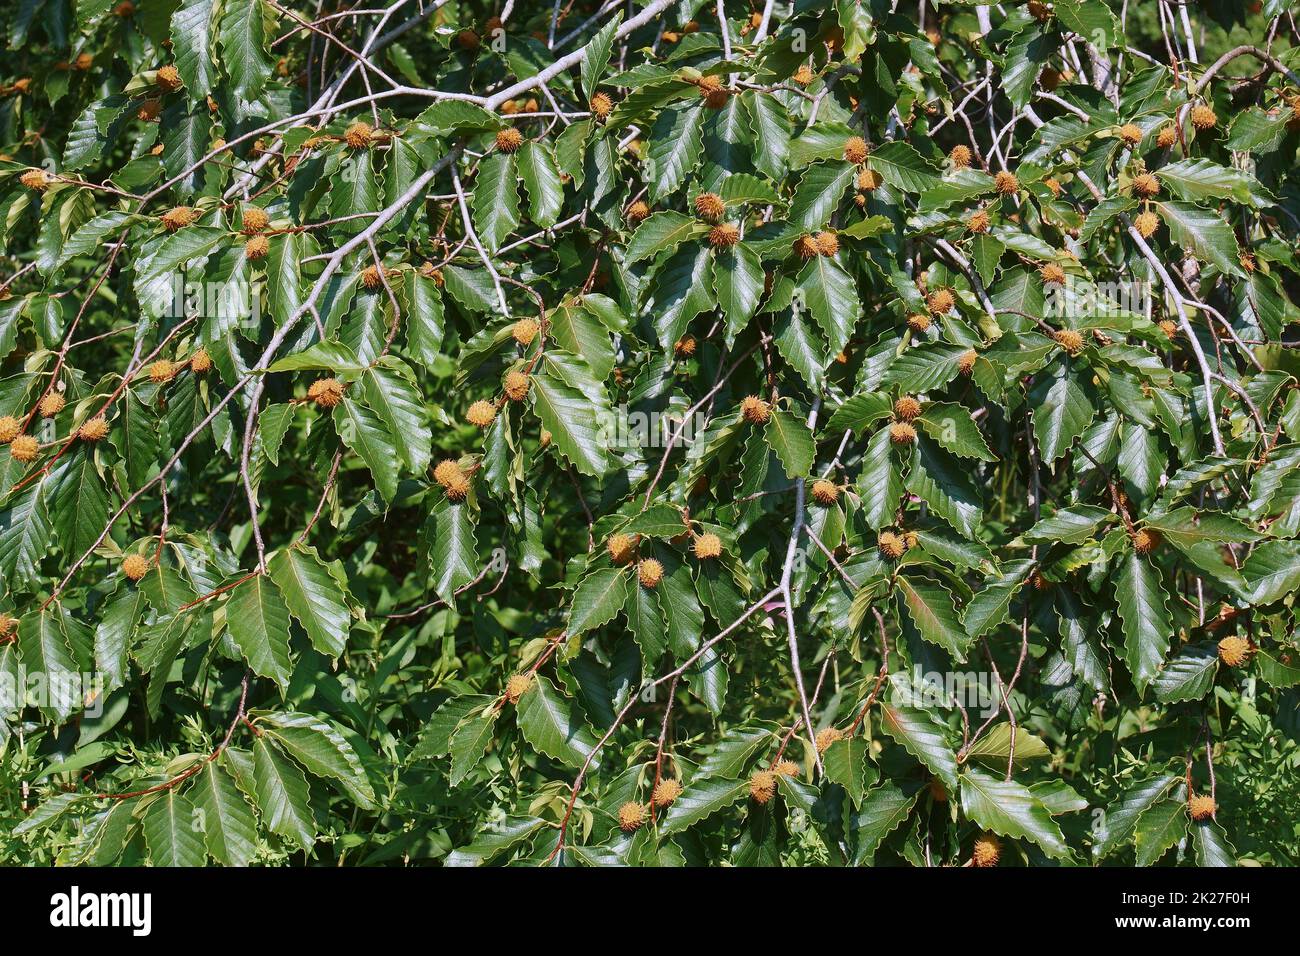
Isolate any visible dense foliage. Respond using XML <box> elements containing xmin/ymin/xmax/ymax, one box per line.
<box><xmin>1</xmin><ymin>0</ymin><xmax>1299</xmax><ymax>868</ymax></box>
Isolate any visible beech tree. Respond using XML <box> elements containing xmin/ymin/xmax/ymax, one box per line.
<box><xmin>1</xmin><ymin>0</ymin><xmax>1298</xmax><ymax>868</ymax></box>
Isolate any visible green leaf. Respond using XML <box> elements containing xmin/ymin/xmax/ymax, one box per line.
<box><xmin>219</xmin><ymin>0</ymin><xmax>273</xmax><ymax>101</ymax></box>
<box><xmin>1133</xmin><ymin>798</ymin><xmax>1188</xmax><ymax>867</ymax></box>
<box><xmin>764</xmin><ymin>407</ymin><xmax>815</xmax><ymax>479</ymax></box>
<box><xmin>332</xmin><ymin>399</ymin><xmax>400</xmax><ymax>502</ymax></box>
<box><xmin>1029</xmin><ymin>357</ymin><xmax>1096</xmax><ymax>464</ymax></box>
<box><xmin>1115</xmin><ymin>551</ymin><xmax>1172</xmax><ymax>690</ymax></box>
<box><xmin>268</xmin><ymin>546</ymin><xmax>351</xmax><ymax>659</ymax></box>
<box><xmin>823</xmin><ymin>735</ymin><xmax>872</xmax><ymax>808</ymax></box>
<box><xmin>625</xmin><ymin>211</ymin><xmax>706</xmax><ymax>264</ymax></box>
<box><xmin>796</xmin><ymin>253</ymin><xmax>859</xmax><ymax>357</ymax></box>
<box><xmin>518</xmin><ymin>141</ymin><xmax>564</xmax><ymax>228</ymax></box>
<box><xmin>1092</xmin><ymin>773</ymin><xmax>1179</xmax><ymax>861</ymax></box>
<box><xmin>444</xmin><ymin>816</ymin><xmax>548</xmax><ymax>866</ymax></box>
<box><xmin>906</xmin><ymin>437</ymin><xmax>983</xmax><ymax>540</ymax></box>
<box><xmin>516</xmin><ymin>675</ymin><xmax>600</xmax><ymax>770</ymax></box>
<box><xmin>1157</xmin><ymin>201</ymin><xmax>1244</xmax><ymax>278</ymax></box>
<box><xmin>530</xmin><ymin>368</ymin><xmax>609</xmax><ymax>476</ymax></box>
<box><xmin>869</xmin><ymin>141</ymin><xmax>942</xmax><ymax>193</ymax></box>
<box><xmin>659</xmin><ymin>777</ymin><xmax>749</xmax><ymax>835</ymax></box>
<box><xmin>650</xmin><ymin>244</ymin><xmax>716</xmax><ymax>349</ymax></box>
<box><xmin>916</xmin><ymin>402</ymin><xmax>995</xmax><ymax>461</ymax></box>
<box><xmin>1191</xmin><ymin>819</ymin><xmax>1236</xmax><ymax>866</ymax></box>
<box><xmin>568</xmin><ymin>567</ymin><xmax>632</xmax><ymax>635</ymax></box>
<box><xmin>226</xmin><ymin>574</ymin><xmax>295</xmax><ymax>693</ymax></box>
<box><xmin>259</xmin><ymin>711</ymin><xmax>376</xmax><ymax>807</ymax></box>
<box><xmin>896</xmin><ymin>574</ymin><xmax>971</xmax><ymax>660</ymax></box>
<box><xmin>714</xmin><ymin>243</ymin><xmax>764</xmax><ymax>340</ymax></box>
<box><xmin>143</xmin><ymin>789</ymin><xmax>205</xmax><ymax>866</ymax></box>
<box><xmin>647</xmin><ymin>104</ymin><xmax>705</xmax><ymax>201</ymax></box>
<box><xmin>472</xmin><ymin>152</ymin><xmax>521</xmax><ymax>252</ymax></box>
<box><xmin>250</xmin><ymin>737</ymin><xmax>316</xmax><ymax>848</ymax></box>
<box><xmin>1153</xmin><ymin>643</ymin><xmax>1219</xmax><ymax>703</ymax></box>
<box><xmin>960</xmin><ymin>769</ymin><xmax>1070</xmax><ymax>860</ymax></box>
<box><xmin>848</xmin><ymin>784</ymin><xmax>918</xmax><ymax>865</ymax></box>
<box><xmin>193</xmin><ymin>761</ymin><xmax>258</xmax><ymax>867</ymax></box>
<box><xmin>171</xmin><ymin>0</ymin><xmax>216</xmax><ymax>92</ymax></box>
<box><xmin>880</xmin><ymin>703</ymin><xmax>959</xmax><ymax>789</ymax></box>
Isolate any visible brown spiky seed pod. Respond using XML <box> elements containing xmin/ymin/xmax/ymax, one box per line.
<box><xmin>241</xmin><ymin>206</ymin><xmax>269</xmax><ymax>234</ymax></box>
<box><xmin>244</xmin><ymin>235</ymin><xmax>270</xmax><ymax>260</ymax></box>
<box><xmin>626</xmin><ymin>200</ymin><xmax>651</xmax><ymax>226</ymax></box>
<box><xmin>494</xmin><ymin>128</ymin><xmax>523</xmax><ymax>153</ymax></box>
<box><xmin>1158</xmin><ymin>318</ymin><xmax>1178</xmax><ymax>339</ymax></box>
<box><xmin>1119</xmin><ymin>123</ymin><xmax>1143</xmax><ymax>145</ymax></box>
<box><xmin>1132</xmin><ymin>527</ymin><xmax>1162</xmax><ymax>554</ymax></box>
<box><xmin>972</xmin><ymin>833</ymin><xmax>1001</xmax><ymax>867</ymax></box>
<box><xmin>693</xmin><ymin>532</ymin><xmax>722</xmax><ymax>560</ymax></box>
<box><xmin>741</xmin><ymin>395</ymin><xmax>771</xmax><ymax>424</ymax></box>
<box><xmin>879</xmin><ymin>531</ymin><xmax>906</xmax><ymax>559</ymax></box>
<box><xmin>815</xmin><ymin>727</ymin><xmax>844</xmax><ymax>753</ymax></box>
<box><xmin>994</xmin><ymin>171</ymin><xmax>1019</xmax><ymax>195</ymax></box>
<box><xmin>617</xmin><ymin>801</ymin><xmax>647</xmax><ymax>831</ymax></box>
<box><xmin>907</xmin><ymin>312</ymin><xmax>932</xmax><ymax>333</ymax></box>
<box><xmin>148</xmin><ymin>360</ymin><xmax>176</xmax><ymax>383</ymax></box>
<box><xmin>792</xmin><ymin>65</ymin><xmax>814</xmax><ymax>86</ymax></box>
<box><xmin>512</xmin><ymin>318</ymin><xmax>539</xmax><ymax>346</ymax></box>
<box><xmin>1156</xmin><ymin>125</ymin><xmax>1177</xmax><ymax>147</ymax></box>
<box><xmin>190</xmin><ymin>348</ymin><xmax>212</xmax><ymax>374</ymax></box>
<box><xmin>0</xmin><ymin>613</ymin><xmax>16</xmax><ymax>639</ymax></box>
<box><xmin>894</xmin><ymin>396</ymin><xmax>922</xmax><ymax>422</ymax></box>
<box><xmin>708</xmin><ymin>223</ymin><xmax>740</xmax><ymax>248</ymax></box>
<box><xmin>458</xmin><ymin>28</ymin><xmax>480</xmax><ymax>50</ymax></box>
<box><xmin>1040</xmin><ymin>263</ymin><xmax>1067</xmax><ymax>286</ymax></box>
<box><xmin>308</xmin><ymin>377</ymin><xmax>345</xmax><ymax>408</ymax></box>
<box><xmin>466</xmin><ymin>400</ymin><xmax>496</xmax><ymax>428</ymax></box>
<box><xmin>0</xmin><ymin>416</ymin><xmax>18</xmax><ymax>444</ymax></box>
<box><xmin>949</xmin><ymin>144</ymin><xmax>972</xmax><ymax>169</ymax></box>
<box><xmin>811</xmin><ymin>479</ymin><xmax>839</xmax><ymax>506</ymax></box>
<box><xmin>504</xmin><ymin>673</ymin><xmax>533</xmax><ymax>703</ymax></box>
<box><xmin>1132</xmin><ymin>173</ymin><xmax>1159</xmax><ymax>198</ymax></box>
<box><xmin>857</xmin><ymin>168</ymin><xmax>882</xmax><ymax>191</ymax></box>
<box><xmin>794</xmin><ymin>234</ymin><xmax>820</xmax><ymax>259</ymax></box>
<box><xmin>1188</xmin><ymin>794</ymin><xmax>1216</xmax><ymax>821</ymax></box>
<box><xmin>958</xmin><ymin>349</ymin><xmax>978</xmax><ymax>375</ymax></box>
<box><xmin>674</xmin><ymin>335</ymin><xmax>697</xmax><ymax>359</ymax></box>
<box><xmin>1027</xmin><ymin>0</ymin><xmax>1051</xmax><ymax>20</ymax></box>
<box><xmin>1135</xmin><ymin>211</ymin><xmax>1160</xmax><ymax>238</ymax></box>
<box><xmin>1217</xmin><ymin>635</ymin><xmax>1251</xmax><ymax>667</ymax></box>
<box><xmin>156</xmin><ymin>64</ymin><xmax>183</xmax><ymax>92</ymax></box>
<box><xmin>750</xmin><ymin>770</ymin><xmax>778</xmax><ymax>804</ymax></box>
<box><xmin>694</xmin><ymin>191</ymin><xmax>725</xmax><ymax>221</ymax></box>
<box><xmin>607</xmin><ymin>533</ymin><xmax>637</xmax><ymax>565</ymax></box>
<box><xmin>652</xmin><ymin>778</ymin><xmax>683</xmax><ymax>808</ymax></box>
<box><xmin>1054</xmin><ymin>329</ymin><xmax>1084</xmax><ymax>354</ymax></box>
<box><xmin>1044</xmin><ymin>177</ymin><xmax>1062</xmax><ymax>197</ymax></box>
<box><xmin>361</xmin><ymin>265</ymin><xmax>385</xmax><ymax>290</ymax></box>
<box><xmin>434</xmin><ymin>459</ymin><xmax>464</xmax><ymax>489</ymax></box>
<box><xmin>926</xmin><ymin>288</ymin><xmax>955</xmax><ymax>314</ymax></box>
<box><xmin>843</xmin><ymin>136</ymin><xmax>869</xmax><ymax>164</ymax></box>
<box><xmin>638</xmin><ymin>558</ymin><xmax>664</xmax><ymax>588</ymax></box>
<box><xmin>773</xmin><ymin>760</ymin><xmax>800</xmax><ymax>778</ymax></box>
<box><xmin>890</xmin><ymin>422</ymin><xmax>917</xmax><ymax>445</ymax></box>
<box><xmin>967</xmin><ymin>209</ymin><xmax>991</xmax><ymax>234</ymax></box>
<box><xmin>20</xmin><ymin>169</ymin><xmax>52</xmax><ymax>191</ymax></box>
<box><xmin>9</xmin><ymin>434</ymin><xmax>39</xmax><ymax>462</ymax></box>
<box><xmin>39</xmin><ymin>392</ymin><xmax>66</xmax><ymax>416</ymax></box>
<box><xmin>161</xmin><ymin>206</ymin><xmax>197</xmax><ymax>231</ymax></box>
<box><xmin>814</xmin><ymin>231</ymin><xmax>839</xmax><ymax>256</ymax></box>
<box><xmin>589</xmin><ymin>92</ymin><xmax>613</xmax><ymax>120</ymax></box>
<box><xmin>122</xmin><ymin>553</ymin><xmax>150</xmax><ymax>581</ymax></box>
<box><xmin>504</xmin><ymin>371</ymin><xmax>530</xmax><ymax>402</ymax></box>
<box><xmin>1191</xmin><ymin>104</ymin><xmax>1217</xmax><ymax>131</ymax></box>
<box><xmin>78</xmin><ymin>416</ymin><xmax>110</xmax><ymax>441</ymax></box>
<box><xmin>74</xmin><ymin>52</ymin><xmax>94</xmax><ymax>70</ymax></box>
<box><xmin>137</xmin><ymin>98</ymin><xmax>162</xmax><ymax>122</ymax></box>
